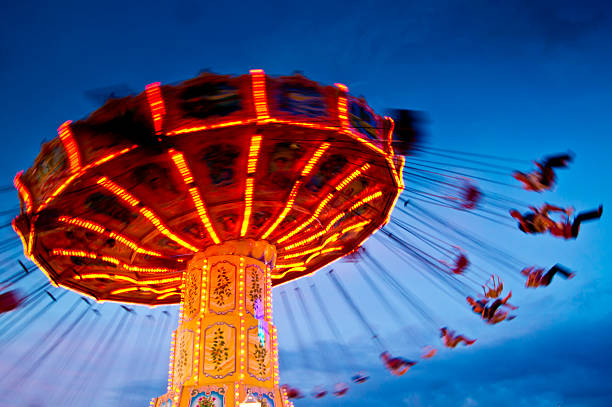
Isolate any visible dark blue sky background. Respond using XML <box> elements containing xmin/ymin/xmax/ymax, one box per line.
<box><xmin>1</xmin><ymin>1</ymin><xmax>611</xmax><ymax>406</ymax></box>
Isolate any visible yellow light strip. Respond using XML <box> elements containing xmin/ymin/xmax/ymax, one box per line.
<box><xmin>110</xmin><ymin>286</ymin><xmax>178</xmax><ymax>295</ymax></box>
<box><xmin>57</xmin><ymin>121</ymin><xmax>82</xmax><ymax>173</ymax></box>
<box><xmin>383</xmin><ymin>182</ymin><xmax>403</xmax><ymax>227</ymax></box>
<box><xmin>166</xmin><ymin>115</ymin><xmax>388</xmax><ymax>156</ymax></box>
<box><xmin>14</xmin><ymin>221</ymin><xmax>58</xmax><ymax>287</ymax></box>
<box><xmin>277</xmin><ymin>162</ymin><xmax>371</xmax><ymax>244</ymax></box>
<box><xmin>97</xmin><ymin>176</ymin><xmax>200</xmax><ymax>252</ymax></box>
<box><xmin>169</xmin><ymin>150</ymin><xmax>221</xmax><ymax>245</ymax></box>
<box><xmin>168</xmin><ymin>331</ymin><xmax>176</xmax><ymax>392</ymax></box>
<box><xmin>386</xmin><ymin>154</ymin><xmax>401</xmax><ymax>187</ymax></box>
<box><xmin>304</xmin><ymin>246</ymin><xmax>343</xmax><ymax>264</ymax></box>
<box><xmin>157</xmin><ymin>291</ymin><xmax>180</xmax><ymax>300</ymax></box>
<box><xmin>241</xmin><ymin>177</ymin><xmax>255</xmax><ymax>237</ymax></box>
<box><xmin>52</xmin><ymin>248</ymin><xmax>181</xmax><ymax>273</ymax></box>
<box><xmin>270</xmin><ymin>267</ymin><xmax>308</xmax><ymax>280</ymax></box>
<box><xmin>58</xmin><ymin>216</ymin><xmax>164</xmax><ymax>257</ymax></box>
<box><xmin>241</xmin><ymin>133</ymin><xmax>263</xmax><ymax>237</ymax></box>
<box><xmin>169</xmin><ymin>149</ymin><xmax>194</xmax><ymax>183</ymax></box>
<box><xmin>260</xmin><ymin>181</ymin><xmax>301</xmax><ymax>240</ymax></box>
<box><xmin>397</xmin><ymin>155</ymin><xmax>406</xmax><ymax>188</ymax></box>
<box><xmin>283</xmin><ymin>233</ymin><xmax>340</xmax><ymax>259</ymax></box>
<box><xmin>283</xmin><ymin>191</ymin><xmax>383</xmax><ymax>251</ymax></box>
<box><xmin>250</xmin><ymin>69</ymin><xmax>270</xmax><ymax>120</ymax></box>
<box><xmin>202</xmin><ymin>259</ymin><xmax>208</xmax><ymax>314</ymax></box>
<box><xmin>37</xmin><ymin>145</ymin><xmax>136</xmax><ymax>213</ymax></box>
<box><xmin>12</xmin><ymin>219</ymin><xmax>30</xmax><ymax>257</ymax></box>
<box><xmin>238</xmin><ymin>257</ymin><xmax>246</xmax><ymax>382</ymax></box>
<box><xmin>145</xmin><ymin>82</ymin><xmax>166</xmax><ymax>134</ymax></box>
<box><xmin>28</xmin><ymin>221</ymin><xmax>35</xmax><ymax>258</ymax></box>
<box><xmin>74</xmin><ymin>273</ymin><xmax>181</xmax><ymax>285</ymax></box>
<box><xmin>300</xmin><ymin>142</ymin><xmax>331</xmax><ymax>177</ymax></box>
<box><xmin>335</xmin><ymin>83</ymin><xmax>350</xmax><ymax>129</ymax></box>
<box><xmin>265</xmin><ymin>264</ymin><xmax>272</xmax><ymax>322</ymax></box>
<box><xmin>13</xmin><ymin>172</ymin><xmax>33</xmax><ymax>214</ymax></box>
<box><xmin>341</xmin><ymin>219</ymin><xmax>371</xmax><ymax>234</ymax></box>
<box><xmin>167</xmin><ymin>118</ymin><xmax>257</xmax><ymax>136</ymax></box>
<box><xmin>274</xmin><ymin>262</ymin><xmax>305</xmax><ymax>269</ymax></box>
<box><xmin>247</xmin><ymin>134</ymin><xmax>263</xmax><ymax>174</ymax></box>
<box><xmin>385</xmin><ymin>115</ymin><xmax>395</xmax><ymax>152</ymax></box>
<box><xmin>260</xmin><ymin>142</ymin><xmax>331</xmax><ymax>240</ymax></box>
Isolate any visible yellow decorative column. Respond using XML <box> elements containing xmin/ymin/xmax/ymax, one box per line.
<box><xmin>152</xmin><ymin>240</ymin><xmax>288</xmax><ymax>407</ymax></box>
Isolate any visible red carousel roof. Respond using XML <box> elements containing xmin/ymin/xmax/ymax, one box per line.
<box><xmin>13</xmin><ymin>69</ymin><xmax>404</xmax><ymax>305</ymax></box>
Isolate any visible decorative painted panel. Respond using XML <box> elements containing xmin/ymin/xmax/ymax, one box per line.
<box><xmin>203</xmin><ymin>322</ymin><xmax>236</xmax><ymax>379</ymax></box>
<box><xmin>208</xmin><ymin>260</ymin><xmax>236</xmax><ymax>314</ymax></box>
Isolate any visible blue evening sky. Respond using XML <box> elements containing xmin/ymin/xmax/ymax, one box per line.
<box><xmin>0</xmin><ymin>1</ymin><xmax>611</xmax><ymax>406</ymax></box>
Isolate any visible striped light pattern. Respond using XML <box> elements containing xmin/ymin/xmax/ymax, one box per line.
<box><xmin>58</xmin><ymin>216</ymin><xmax>164</xmax><ymax>257</ymax></box>
<box><xmin>277</xmin><ymin>162</ymin><xmax>371</xmax><ymax>244</ymax></box>
<box><xmin>260</xmin><ymin>142</ymin><xmax>331</xmax><ymax>240</ymax></box>
<box><xmin>97</xmin><ymin>176</ymin><xmax>200</xmax><ymax>252</ymax></box>
<box><xmin>57</xmin><ymin>121</ymin><xmax>81</xmax><ymax>173</ymax></box>
<box><xmin>51</xmin><ymin>248</ymin><xmax>181</xmax><ymax>273</ymax></box>
<box><xmin>13</xmin><ymin>172</ymin><xmax>33</xmax><ymax>214</ymax></box>
<box><xmin>241</xmin><ymin>133</ymin><xmax>263</xmax><ymax>236</ymax></box>
<box><xmin>169</xmin><ymin>149</ymin><xmax>220</xmax><ymax>244</ymax></box>
<box><xmin>250</xmin><ymin>69</ymin><xmax>270</xmax><ymax>120</ymax></box>
<box><xmin>145</xmin><ymin>82</ymin><xmax>166</xmax><ymax>134</ymax></box>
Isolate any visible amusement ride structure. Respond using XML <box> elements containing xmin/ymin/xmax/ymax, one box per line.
<box><xmin>11</xmin><ymin>69</ymin><xmax>405</xmax><ymax>407</ymax></box>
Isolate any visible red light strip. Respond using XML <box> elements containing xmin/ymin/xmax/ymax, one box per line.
<box><xmin>97</xmin><ymin>177</ymin><xmax>200</xmax><ymax>252</ymax></box>
<box><xmin>385</xmin><ymin>115</ymin><xmax>395</xmax><ymax>152</ymax></box>
<box><xmin>277</xmin><ymin>162</ymin><xmax>371</xmax><ymax>244</ymax></box>
<box><xmin>335</xmin><ymin>83</ymin><xmax>350</xmax><ymax>129</ymax></box>
<box><xmin>145</xmin><ymin>82</ymin><xmax>166</xmax><ymax>134</ymax></box>
<box><xmin>250</xmin><ymin>69</ymin><xmax>270</xmax><ymax>120</ymax></box>
<box><xmin>241</xmin><ymin>134</ymin><xmax>263</xmax><ymax>237</ymax></box>
<box><xmin>13</xmin><ymin>172</ymin><xmax>33</xmax><ymax>214</ymax></box>
<box><xmin>57</xmin><ymin>121</ymin><xmax>82</xmax><ymax>173</ymax></box>
<box><xmin>28</xmin><ymin>221</ymin><xmax>35</xmax><ymax>257</ymax></box>
<box><xmin>397</xmin><ymin>155</ymin><xmax>405</xmax><ymax>188</ymax></box>
<box><xmin>260</xmin><ymin>142</ymin><xmax>331</xmax><ymax>240</ymax></box>
<box><xmin>386</xmin><ymin>155</ymin><xmax>401</xmax><ymax>187</ymax></box>
<box><xmin>168</xmin><ymin>149</ymin><xmax>221</xmax><ymax>244</ymax></box>
<box><xmin>58</xmin><ymin>216</ymin><xmax>164</xmax><ymax>257</ymax></box>
<box><xmin>37</xmin><ymin>145</ymin><xmax>136</xmax><ymax>213</ymax></box>
<box><xmin>12</xmin><ymin>219</ymin><xmax>30</xmax><ymax>257</ymax></box>
<box><xmin>283</xmin><ymin>191</ymin><xmax>383</xmax><ymax>251</ymax></box>
<box><xmin>51</xmin><ymin>248</ymin><xmax>181</xmax><ymax>273</ymax></box>
<box><xmin>74</xmin><ymin>273</ymin><xmax>181</xmax><ymax>285</ymax></box>
<box><xmin>13</xmin><ymin>221</ymin><xmax>58</xmax><ymax>286</ymax></box>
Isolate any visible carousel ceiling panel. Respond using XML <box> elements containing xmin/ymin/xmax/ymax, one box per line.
<box><xmin>13</xmin><ymin>70</ymin><xmax>403</xmax><ymax>305</ymax></box>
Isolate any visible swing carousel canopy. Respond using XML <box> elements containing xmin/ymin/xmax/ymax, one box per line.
<box><xmin>12</xmin><ymin>69</ymin><xmax>404</xmax><ymax>305</ymax></box>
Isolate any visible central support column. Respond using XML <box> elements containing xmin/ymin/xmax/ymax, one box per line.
<box><xmin>152</xmin><ymin>240</ymin><xmax>291</xmax><ymax>407</ymax></box>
